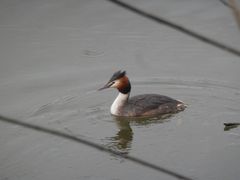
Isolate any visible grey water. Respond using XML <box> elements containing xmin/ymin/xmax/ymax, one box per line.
<box><xmin>0</xmin><ymin>0</ymin><xmax>240</xmax><ymax>180</ymax></box>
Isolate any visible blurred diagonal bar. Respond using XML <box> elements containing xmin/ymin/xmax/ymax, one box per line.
<box><xmin>107</xmin><ymin>0</ymin><xmax>240</xmax><ymax>57</ymax></box>
<box><xmin>0</xmin><ymin>114</ymin><xmax>194</xmax><ymax>180</ymax></box>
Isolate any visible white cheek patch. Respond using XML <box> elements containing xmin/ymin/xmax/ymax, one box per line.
<box><xmin>111</xmin><ymin>80</ymin><xmax>121</xmax><ymax>88</ymax></box>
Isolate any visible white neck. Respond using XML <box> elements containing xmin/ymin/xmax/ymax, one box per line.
<box><xmin>111</xmin><ymin>92</ymin><xmax>129</xmax><ymax>116</ymax></box>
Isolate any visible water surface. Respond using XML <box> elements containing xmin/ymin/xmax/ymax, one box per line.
<box><xmin>0</xmin><ymin>0</ymin><xmax>240</xmax><ymax>180</ymax></box>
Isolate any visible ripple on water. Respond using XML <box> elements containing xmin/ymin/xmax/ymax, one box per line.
<box><xmin>133</xmin><ymin>77</ymin><xmax>240</xmax><ymax>91</ymax></box>
<box><xmin>30</xmin><ymin>95</ymin><xmax>80</xmax><ymax>119</ymax></box>
<box><xmin>94</xmin><ymin>77</ymin><xmax>240</xmax><ymax>153</ymax></box>
<box><xmin>27</xmin><ymin>78</ymin><xmax>240</xmax><ymax>155</ymax></box>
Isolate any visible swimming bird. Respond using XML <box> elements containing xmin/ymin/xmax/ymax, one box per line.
<box><xmin>99</xmin><ymin>70</ymin><xmax>186</xmax><ymax>117</ymax></box>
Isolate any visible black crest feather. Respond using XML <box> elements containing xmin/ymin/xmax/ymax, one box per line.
<box><xmin>109</xmin><ymin>70</ymin><xmax>126</xmax><ymax>82</ymax></box>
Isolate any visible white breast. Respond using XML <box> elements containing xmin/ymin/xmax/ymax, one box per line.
<box><xmin>110</xmin><ymin>92</ymin><xmax>129</xmax><ymax>115</ymax></box>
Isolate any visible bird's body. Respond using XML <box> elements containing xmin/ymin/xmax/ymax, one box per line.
<box><xmin>99</xmin><ymin>71</ymin><xmax>186</xmax><ymax>117</ymax></box>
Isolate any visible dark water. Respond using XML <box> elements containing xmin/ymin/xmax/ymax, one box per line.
<box><xmin>0</xmin><ymin>0</ymin><xmax>240</xmax><ymax>180</ymax></box>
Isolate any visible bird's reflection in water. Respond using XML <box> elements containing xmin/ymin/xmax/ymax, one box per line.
<box><xmin>111</xmin><ymin>116</ymin><xmax>133</xmax><ymax>152</ymax></box>
<box><xmin>107</xmin><ymin>114</ymin><xmax>173</xmax><ymax>154</ymax></box>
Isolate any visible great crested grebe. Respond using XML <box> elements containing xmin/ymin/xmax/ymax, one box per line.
<box><xmin>99</xmin><ymin>70</ymin><xmax>186</xmax><ymax>117</ymax></box>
